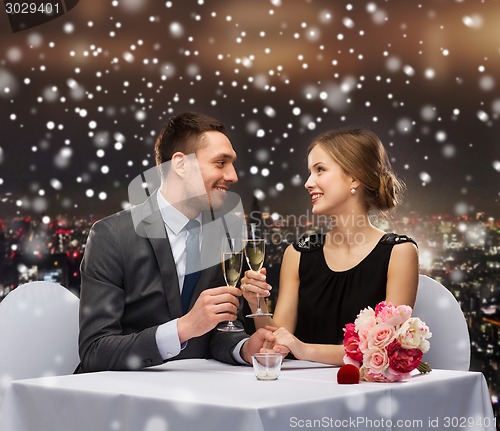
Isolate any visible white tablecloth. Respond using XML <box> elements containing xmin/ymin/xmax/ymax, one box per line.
<box><xmin>0</xmin><ymin>359</ymin><xmax>495</xmax><ymax>431</ymax></box>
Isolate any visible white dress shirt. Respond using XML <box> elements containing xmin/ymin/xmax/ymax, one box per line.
<box><xmin>154</xmin><ymin>191</ymin><xmax>200</xmax><ymax>360</ymax></box>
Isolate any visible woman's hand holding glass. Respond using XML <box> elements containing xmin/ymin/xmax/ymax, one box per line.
<box><xmin>243</xmin><ymin>224</ymin><xmax>272</xmax><ymax>318</ymax></box>
<box><xmin>240</xmin><ymin>268</ymin><xmax>272</xmax><ymax>311</ymax></box>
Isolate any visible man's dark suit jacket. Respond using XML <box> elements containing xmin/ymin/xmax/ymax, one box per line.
<box><xmin>78</xmin><ymin>190</ymin><xmax>248</xmax><ymax>372</ymax></box>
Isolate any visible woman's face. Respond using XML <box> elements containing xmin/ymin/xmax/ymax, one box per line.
<box><xmin>304</xmin><ymin>144</ymin><xmax>356</xmax><ymax>215</ymax></box>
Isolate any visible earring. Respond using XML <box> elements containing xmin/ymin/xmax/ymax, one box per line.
<box><xmin>350</xmin><ymin>187</ymin><xmax>356</xmax><ymax>195</ymax></box>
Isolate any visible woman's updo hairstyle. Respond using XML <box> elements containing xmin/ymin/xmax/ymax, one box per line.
<box><xmin>307</xmin><ymin>128</ymin><xmax>405</xmax><ymax>212</ymax></box>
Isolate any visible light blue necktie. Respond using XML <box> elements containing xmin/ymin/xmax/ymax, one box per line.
<box><xmin>181</xmin><ymin>220</ymin><xmax>201</xmax><ymax>314</ymax></box>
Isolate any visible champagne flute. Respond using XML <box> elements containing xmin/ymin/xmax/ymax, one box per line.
<box><xmin>245</xmin><ymin>224</ymin><xmax>272</xmax><ymax>318</ymax></box>
<box><xmin>217</xmin><ymin>237</ymin><xmax>244</xmax><ymax>332</ymax></box>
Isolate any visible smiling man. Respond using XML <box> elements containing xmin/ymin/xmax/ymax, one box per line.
<box><xmin>78</xmin><ymin>112</ymin><xmax>271</xmax><ymax>372</ymax></box>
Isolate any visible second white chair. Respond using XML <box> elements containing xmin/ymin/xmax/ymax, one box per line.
<box><xmin>413</xmin><ymin>274</ymin><xmax>470</xmax><ymax>371</ymax></box>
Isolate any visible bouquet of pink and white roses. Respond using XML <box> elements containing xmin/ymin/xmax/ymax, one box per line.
<box><xmin>343</xmin><ymin>301</ymin><xmax>432</xmax><ymax>382</ymax></box>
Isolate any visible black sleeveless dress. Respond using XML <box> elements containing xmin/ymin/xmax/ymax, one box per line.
<box><xmin>292</xmin><ymin>233</ymin><xmax>417</xmax><ymax>346</ymax></box>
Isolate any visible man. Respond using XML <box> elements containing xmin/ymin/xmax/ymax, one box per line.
<box><xmin>78</xmin><ymin>112</ymin><xmax>270</xmax><ymax>372</ymax></box>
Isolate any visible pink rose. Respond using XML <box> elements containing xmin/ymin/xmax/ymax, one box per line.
<box><xmin>343</xmin><ymin>323</ymin><xmax>363</xmax><ymax>362</ymax></box>
<box><xmin>387</xmin><ymin>341</ymin><xmax>423</xmax><ymax>373</ymax></box>
<box><xmin>362</xmin><ymin>347</ymin><xmax>389</xmax><ymax>374</ymax></box>
<box><xmin>360</xmin><ymin>367</ymin><xmax>391</xmax><ymax>383</ymax></box>
<box><xmin>366</xmin><ymin>322</ymin><xmax>396</xmax><ymax>350</ymax></box>
<box><xmin>360</xmin><ymin>365</ymin><xmax>411</xmax><ymax>383</ymax></box>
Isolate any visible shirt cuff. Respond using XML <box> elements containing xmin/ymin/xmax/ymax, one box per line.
<box><xmin>231</xmin><ymin>337</ymin><xmax>250</xmax><ymax>365</ymax></box>
<box><xmin>155</xmin><ymin>319</ymin><xmax>182</xmax><ymax>361</ymax></box>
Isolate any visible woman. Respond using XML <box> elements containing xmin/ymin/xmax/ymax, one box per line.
<box><xmin>240</xmin><ymin>128</ymin><xmax>419</xmax><ymax>365</ymax></box>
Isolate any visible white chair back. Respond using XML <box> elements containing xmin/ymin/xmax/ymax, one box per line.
<box><xmin>0</xmin><ymin>281</ymin><xmax>80</xmax><ymax>400</ymax></box>
<box><xmin>413</xmin><ymin>275</ymin><xmax>470</xmax><ymax>371</ymax></box>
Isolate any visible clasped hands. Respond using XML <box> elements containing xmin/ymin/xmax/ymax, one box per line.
<box><xmin>260</xmin><ymin>326</ymin><xmax>294</xmax><ymax>356</ymax></box>
<box><xmin>242</xmin><ymin>325</ymin><xmax>309</xmax><ymax>364</ymax></box>
<box><xmin>240</xmin><ymin>325</ymin><xmax>295</xmax><ymax>364</ymax></box>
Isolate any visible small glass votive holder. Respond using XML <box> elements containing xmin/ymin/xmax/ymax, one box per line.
<box><xmin>252</xmin><ymin>353</ymin><xmax>283</xmax><ymax>380</ymax></box>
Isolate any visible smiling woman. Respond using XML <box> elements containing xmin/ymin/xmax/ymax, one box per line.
<box><xmin>240</xmin><ymin>127</ymin><xmax>419</xmax><ymax>366</ymax></box>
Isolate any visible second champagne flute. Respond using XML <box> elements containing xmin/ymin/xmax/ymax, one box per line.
<box><xmin>245</xmin><ymin>225</ymin><xmax>272</xmax><ymax>318</ymax></box>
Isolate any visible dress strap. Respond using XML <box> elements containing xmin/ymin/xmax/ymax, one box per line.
<box><xmin>293</xmin><ymin>233</ymin><xmax>325</xmax><ymax>253</ymax></box>
<box><xmin>379</xmin><ymin>233</ymin><xmax>418</xmax><ymax>248</ymax></box>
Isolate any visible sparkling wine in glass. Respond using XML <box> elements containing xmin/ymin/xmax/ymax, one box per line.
<box><xmin>218</xmin><ymin>238</ymin><xmax>244</xmax><ymax>332</ymax></box>
<box><xmin>245</xmin><ymin>226</ymin><xmax>272</xmax><ymax>318</ymax></box>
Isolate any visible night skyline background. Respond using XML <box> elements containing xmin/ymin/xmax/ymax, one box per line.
<box><xmin>1</xmin><ymin>0</ymin><xmax>499</xmax><ymax>220</ymax></box>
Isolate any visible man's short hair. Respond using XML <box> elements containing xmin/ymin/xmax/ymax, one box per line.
<box><xmin>154</xmin><ymin>112</ymin><xmax>228</xmax><ymax>177</ymax></box>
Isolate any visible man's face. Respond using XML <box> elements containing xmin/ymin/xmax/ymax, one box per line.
<box><xmin>191</xmin><ymin>131</ymin><xmax>238</xmax><ymax>212</ymax></box>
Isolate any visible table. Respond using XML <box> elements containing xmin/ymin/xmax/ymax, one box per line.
<box><xmin>0</xmin><ymin>359</ymin><xmax>495</xmax><ymax>431</ymax></box>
